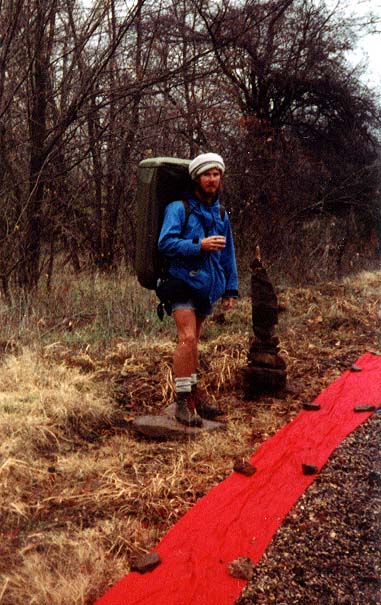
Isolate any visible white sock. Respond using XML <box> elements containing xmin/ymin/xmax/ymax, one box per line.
<box><xmin>175</xmin><ymin>377</ymin><xmax>192</xmax><ymax>394</ymax></box>
<box><xmin>191</xmin><ymin>373</ymin><xmax>198</xmax><ymax>389</ymax></box>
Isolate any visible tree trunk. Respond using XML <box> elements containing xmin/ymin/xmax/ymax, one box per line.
<box><xmin>19</xmin><ymin>0</ymin><xmax>55</xmax><ymax>288</ymax></box>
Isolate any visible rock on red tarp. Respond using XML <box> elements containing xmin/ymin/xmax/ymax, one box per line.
<box><xmin>95</xmin><ymin>352</ymin><xmax>381</xmax><ymax>605</ymax></box>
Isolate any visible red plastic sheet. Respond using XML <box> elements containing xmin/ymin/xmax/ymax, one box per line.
<box><xmin>95</xmin><ymin>352</ymin><xmax>381</xmax><ymax>605</ymax></box>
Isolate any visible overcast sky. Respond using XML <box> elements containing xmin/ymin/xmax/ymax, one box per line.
<box><xmin>356</xmin><ymin>35</ymin><xmax>381</xmax><ymax>88</ymax></box>
<box><xmin>336</xmin><ymin>0</ymin><xmax>381</xmax><ymax>88</ymax></box>
<box><xmin>82</xmin><ymin>0</ymin><xmax>380</xmax><ymax>88</ymax></box>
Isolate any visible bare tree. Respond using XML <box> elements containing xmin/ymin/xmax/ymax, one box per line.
<box><xmin>0</xmin><ymin>0</ymin><xmax>379</xmax><ymax>291</ymax></box>
<box><xmin>190</xmin><ymin>0</ymin><xmax>381</xmax><ymax>276</ymax></box>
<box><xmin>0</xmin><ymin>0</ymin><xmax>149</xmax><ymax>288</ymax></box>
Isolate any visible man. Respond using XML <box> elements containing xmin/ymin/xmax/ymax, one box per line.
<box><xmin>158</xmin><ymin>152</ymin><xmax>238</xmax><ymax>427</ymax></box>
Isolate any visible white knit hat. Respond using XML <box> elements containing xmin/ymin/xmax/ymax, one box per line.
<box><xmin>189</xmin><ymin>153</ymin><xmax>225</xmax><ymax>180</ymax></box>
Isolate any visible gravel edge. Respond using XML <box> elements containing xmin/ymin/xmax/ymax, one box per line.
<box><xmin>236</xmin><ymin>414</ymin><xmax>381</xmax><ymax>605</ymax></box>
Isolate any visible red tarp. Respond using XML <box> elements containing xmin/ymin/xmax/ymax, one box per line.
<box><xmin>95</xmin><ymin>352</ymin><xmax>381</xmax><ymax>605</ymax></box>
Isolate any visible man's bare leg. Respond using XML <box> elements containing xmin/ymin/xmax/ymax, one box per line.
<box><xmin>173</xmin><ymin>309</ymin><xmax>202</xmax><ymax>426</ymax></box>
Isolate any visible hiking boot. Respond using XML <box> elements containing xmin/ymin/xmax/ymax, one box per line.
<box><xmin>193</xmin><ymin>387</ymin><xmax>223</xmax><ymax>420</ymax></box>
<box><xmin>175</xmin><ymin>392</ymin><xmax>203</xmax><ymax>427</ymax></box>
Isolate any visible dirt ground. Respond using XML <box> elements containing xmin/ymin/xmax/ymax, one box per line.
<box><xmin>0</xmin><ymin>270</ymin><xmax>380</xmax><ymax>605</ymax></box>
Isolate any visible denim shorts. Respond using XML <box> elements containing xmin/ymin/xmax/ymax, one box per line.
<box><xmin>172</xmin><ymin>298</ymin><xmax>213</xmax><ymax>318</ymax></box>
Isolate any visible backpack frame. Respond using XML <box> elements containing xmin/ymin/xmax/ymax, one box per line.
<box><xmin>134</xmin><ymin>157</ymin><xmax>192</xmax><ymax>290</ymax></box>
<box><xmin>134</xmin><ymin>156</ymin><xmax>225</xmax><ymax>291</ymax></box>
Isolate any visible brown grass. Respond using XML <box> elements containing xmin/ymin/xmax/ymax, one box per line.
<box><xmin>0</xmin><ymin>270</ymin><xmax>380</xmax><ymax>604</ymax></box>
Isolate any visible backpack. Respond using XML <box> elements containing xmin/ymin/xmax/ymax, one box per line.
<box><xmin>134</xmin><ymin>156</ymin><xmax>226</xmax><ymax>295</ymax></box>
<box><xmin>134</xmin><ymin>157</ymin><xmax>192</xmax><ymax>290</ymax></box>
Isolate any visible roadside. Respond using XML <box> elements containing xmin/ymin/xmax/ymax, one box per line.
<box><xmin>237</xmin><ymin>414</ymin><xmax>381</xmax><ymax>605</ymax></box>
<box><xmin>0</xmin><ymin>270</ymin><xmax>379</xmax><ymax>604</ymax></box>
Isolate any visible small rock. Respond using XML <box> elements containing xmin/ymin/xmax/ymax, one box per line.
<box><xmin>302</xmin><ymin>463</ymin><xmax>319</xmax><ymax>475</ymax></box>
<box><xmin>233</xmin><ymin>459</ymin><xmax>257</xmax><ymax>476</ymax></box>
<box><xmin>242</xmin><ymin>366</ymin><xmax>287</xmax><ymax>398</ymax></box>
<box><xmin>353</xmin><ymin>404</ymin><xmax>376</xmax><ymax>413</ymax></box>
<box><xmin>368</xmin><ymin>471</ymin><xmax>381</xmax><ymax>487</ymax></box>
<box><xmin>302</xmin><ymin>403</ymin><xmax>321</xmax><ymax>411</ymax></box>
<box><xmin>227</xmin><ymin>556</ymin><xmax>255</xmax><ymax>580</ymax></box>
<box><xmin>350</xmin><ymin>364</ymin><xmax>362</xmax><ymax>372</ymax></box>
<box><xmin>131</xmin><ymin>551</ymin><xmax>161</xmax><ymax>574</ymax></box>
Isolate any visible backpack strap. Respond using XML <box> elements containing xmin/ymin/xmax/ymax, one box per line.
<box><xmin>181</xmin><ymin>200</ymin><xmax>225</xmax><ymax>234</ymax></box>
<box><xmin>180</xmin><ymin>199</ymin><xmax>192</xmax><ymax>236</ymax></box>
<box><xmin>156</xmin><ymin>201</ymin><xmax>193</xmax><ymax>320</ymax></box>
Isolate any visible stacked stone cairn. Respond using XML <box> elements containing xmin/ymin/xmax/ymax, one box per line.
<box><xmin>243</xmin><ymin>249</ymin><xmax>287</xmax><ymax>398</ymax></box>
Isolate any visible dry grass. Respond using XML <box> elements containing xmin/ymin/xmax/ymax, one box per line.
<box><xmin>0</xmin><ymin>270</ymin><xmax>380</xmax><ymax>604</ymax></box>
<box><xmin>0</xmin><ymin>265</ymin><xmax>161</xmax><ymax>348</ymax></box>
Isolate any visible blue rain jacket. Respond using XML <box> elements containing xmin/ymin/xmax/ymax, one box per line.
<box><xmin>157</xmin><ymin>194</ymin><xmax>238</xmax><ymax>304</ymax></box>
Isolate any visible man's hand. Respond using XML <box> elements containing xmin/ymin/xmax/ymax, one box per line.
<box><xmin>221</xmin><ymin>297</ymin><xmax>235</xmax><ymax>312</ymax></box>
<box><xmin>201</xmin><ymin>236</ymin><xmax>226</xmax><ymax>251</ymax></box>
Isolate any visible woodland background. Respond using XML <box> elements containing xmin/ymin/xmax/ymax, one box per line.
<box><xmin>0</xmin><ymin>0</ymin><xmax>380</xmax><ymax>295</ymax></box>
<box><xmin>1</xmin><ymin>3</ymin><xmax>381</xmax><ymax>602</ymax></box>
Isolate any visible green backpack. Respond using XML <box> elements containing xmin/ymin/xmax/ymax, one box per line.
<box><xmin>134</xmin><ymin>157</ymin><xmax>192</xmax><ymax>290</ymax></box>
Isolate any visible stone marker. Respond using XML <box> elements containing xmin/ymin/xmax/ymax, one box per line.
<box><xmin>242</xmin><ymin>248</ymin><xmax>287</xmax><ymax>398</ymax></box>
